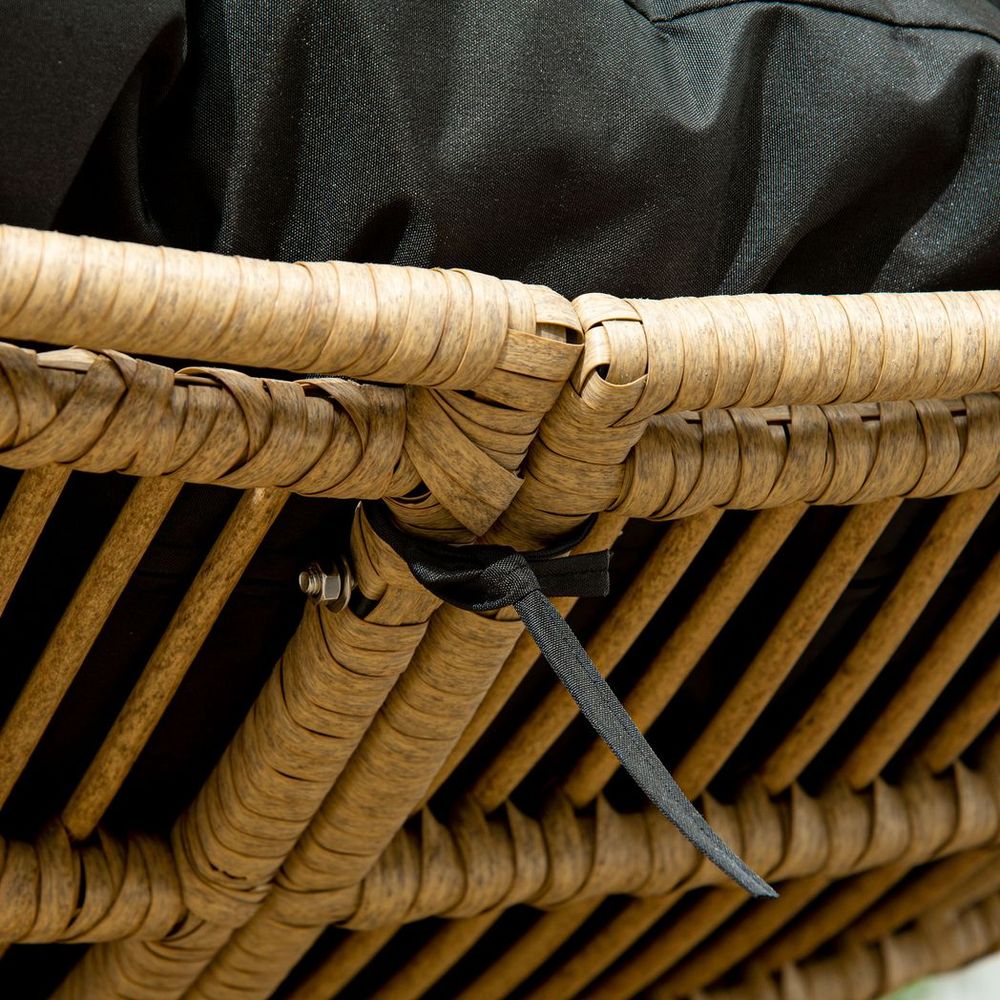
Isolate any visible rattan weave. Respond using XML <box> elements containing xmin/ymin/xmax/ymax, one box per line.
<box><xmin>0</xmin><ymin>224</ymin><xmax>996</xmax><ymax>999</ymax></box>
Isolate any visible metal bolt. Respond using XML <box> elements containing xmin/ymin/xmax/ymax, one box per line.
<box><xmin>298</xmin><ymin>556</ymin><xmax>352</xmax><ymax>612</ymax></box>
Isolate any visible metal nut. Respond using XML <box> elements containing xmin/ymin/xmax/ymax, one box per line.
<box><xmin>298</xmin><ymin>556</ymin><xmax>353</xmax><ymax>612</ymax></box>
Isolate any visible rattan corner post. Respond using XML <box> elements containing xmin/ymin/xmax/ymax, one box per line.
<box><xmin>0</xmin><ymin>224</ymin><xmax>996</xmax><ymax>1000</ymax></box>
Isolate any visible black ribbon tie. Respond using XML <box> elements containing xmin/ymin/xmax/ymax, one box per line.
<box><xmin>362</xmin><ymin>501</ymin><xmax>777</xmax><ymax>900</ymax></box>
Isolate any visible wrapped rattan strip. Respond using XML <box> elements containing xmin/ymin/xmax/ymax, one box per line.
<box><xmin>406</xmin><ymin>312</ymin><xmax>996</xmax><ymax>1000</ymax></box>
<box><xmin>560</xmin><ymin>592</ymin><xmax>996</xmax><ymax>998</ymax></box>
<box><xmin>177</xmin><ymin>400</ymin><xmax>591</xmax><ymax>999</ymax></box>
<box><xmin>266</xmin><ymin>751</ymin><xmax>1000</xmax><ymax>929</ymax></box>
<box><xmin>282</xmin><ymin>311</ymin><xmax>779</xmax><ymax>1000</ymax></box>
<box><xmin>290</xmin><ymin>750</ymin><xmax>1000</xmax><ymax>1000</ymax></box>
<box><xmin>3</xmin><ymin>226</ymin><xmax>1000</xmax><ymax>408</ymax></box>
<box><xmin>164</xmin><ymin>508</ymin><xmax>992</xmax><ymax>1000</ymax></box>
<box><xmin>745</xmin><ymin>865</ymin><xmax>951</xmax><ymax>985</ymax></box>
<box><xmin>2</xmin><ymin>347</ymin><xmax>998</xmax><ymax>522</ymax></box>
<box><xmin>582</xmin><ymin>760</ymin><xmax>1000</xmax><ymax>1000</ymax></box>
<box><xmin>646</xmin><ymin>876</ymin><xmax>831</xmax><ymax>1000</ymax></box>
<box><xmin>0</xmin><ymin>226</ymin><xmax>583</xmax><ymax>388</ymax></box>
<box><xmin>44</xmin><ymin>726</ymin><xmax>1000</xmax><ymax>992</ymax></box>
<box><xmin>701</xmin><ymin>892</ymin><xmax>1000</xmax><ymax>1000</ymax></box>
<box><xmin>0</xmin><ymin>345</ymin><xmax>418</xmax><ymax>500</ymax></box>
<box><xmin>574</xmin><ymin>289</ymin><xmax>1000</xmax><ymax>414</ymax></box>
<box><xmin>0</xmin><ymin>823</ymin><xmax>183</xmax><ymax>944</ymax></box>
<box><xmin>612</xmin><ymin>398</ymin><xmax>1000</xmax><ymax>521</ymax></box>
<box><xmin>639</xmin><ymin>853</ymin><xmax>1000</xmax><ymax>997</ymax></box>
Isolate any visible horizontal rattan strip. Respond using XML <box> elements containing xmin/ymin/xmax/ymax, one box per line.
<box><xmin>1</xmin><ymin>345</ymin><xmax>997</xmax><ymax>524</ymax></box>
<box><xmin>1</xmin><ymin>225</ymin><xmax>998</xmax><ymax>409</ymax></box>
<box><xmin>0</xmin><ymin>344</ymin><xmax>417</xmax><ymax>497</ymax></box>
<box><xmin>4</xmin><ymin>757</ymin><xmax>997</xmax><ymax>947</ymax></box>
<box><xmin>319</xmin><ymin>758</ymin><xmax>1000</xmax><ymax>930</ymax></box>
<box><xmin>0</xmin><ymin>823</ymin><xmax>182</xmax><ymax>944</ymax></box>
<box><xmin>0</xmin><ymin>225</ymin><xmax>582</xmax><ymax>388</ymax></box>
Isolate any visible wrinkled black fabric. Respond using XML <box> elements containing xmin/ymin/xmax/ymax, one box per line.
<box><xmin>363</xmin><ymin>501</ymin><xmax>776</xmax><ymax>898</ymax></box>
<box><xmin>3</xmin><ymin>0</ymin><xmax>1000</xmax><ymax>297</ymax></box>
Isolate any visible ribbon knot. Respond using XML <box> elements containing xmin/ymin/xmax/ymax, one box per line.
<box><xmin>362</xmin><ymin>502</ymin><xmax>776</xmax><ymax>899</ymax></box>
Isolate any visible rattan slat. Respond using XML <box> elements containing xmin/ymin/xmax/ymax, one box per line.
<box><xmin>0</xmin><ymin>477</ymin><xmax>181</xmax><ymax>808</ymax></box>
<box><xmin>763</xmin><ymin>486</ymin><xmax>1000</xmax><ymax>792</ymax></box>
<box><xmin>840</xmin><ymin>547</ymin><xmax>1000</xmax><ymax>788</ymax></box>
<box><xmin>61</xmin><ymin>487</ymin><xmax>288</xmax><ymax>840</ymax></box>
<box><xmin>565</xmin><ymin>504</ymin><xmax>806</xmax><ymax>806</ymax></box>
<box><xmin>921</xmin><ymin>655</ymin><xmax>1000</xmax><ymax>773</ymax></box>
<box><xmin>702</xmin><ymin>893</ymin><xmax>1000</xmax><ymax>1000</ymax></box>
<box><xmin>470</xmin><ymin>509</ymin><xmax>721</xmax><ymax>813</ymax></box>
<box><xmin>0</xmin><ymin>466</ymin><xmax>69</xmax><ymax>615</ymax></box>
<box><xmin>285</xmin><ymin>925</ymin><xmax>398</xmax><ymax>1000</ymax></box>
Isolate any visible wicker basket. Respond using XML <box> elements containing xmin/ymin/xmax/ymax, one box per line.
<box><xmin>0</xmin><ymin>224</ymin><xmax>996</xmax><ymax>999</ymax></box>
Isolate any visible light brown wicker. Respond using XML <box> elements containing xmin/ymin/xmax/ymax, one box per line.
<box><xmin>0</xmin><ymin>223</ymin><xmax>996</xmax><ymax>999</ymax></box>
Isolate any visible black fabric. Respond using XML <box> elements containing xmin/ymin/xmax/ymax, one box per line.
<box><xmin>363</xmin><ymin>502</ymin><xmax>777</xmax><ymax>899</ymax></box>
<box><xmin>2</xmin><ymin>0</ymin><xmax>1000</xmax><ymax>297</ymax></box>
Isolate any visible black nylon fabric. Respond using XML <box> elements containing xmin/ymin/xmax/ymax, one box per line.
<box><xmin>363</xmin><ymin>501</ymin><xmax>777</xmax><ymax>898</ymax></box>
<box><xmin>2</xmin><ymin>0</ymin><xmax>1000</xmax><ymax>297</ymax></box>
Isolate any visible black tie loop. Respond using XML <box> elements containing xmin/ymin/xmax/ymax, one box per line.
<box><xmin>362</xmin><ymin>502</ymin><xmax>777</xmax><ymax>900</ymax></box>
